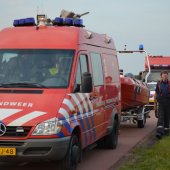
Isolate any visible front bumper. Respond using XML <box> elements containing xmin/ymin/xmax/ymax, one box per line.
<box><xmin>0</xmin><ymin>136</ymin><xmax>70</xmax><ymax>162</ymax></box>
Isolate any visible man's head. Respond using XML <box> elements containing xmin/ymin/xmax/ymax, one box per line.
<box><xmin>160</xmin><ymin>71</ymin><xmax>168</xmax><ymax>81</ymax></box>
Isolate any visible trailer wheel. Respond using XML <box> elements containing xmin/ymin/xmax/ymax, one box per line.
<box><xmin>61</xmin><ymin>134</ymin><xmax>81</xmax><ymax>170</ymax></box>
<box><xmin>137</xmin><ymin>107</ymin><xmax>146</xmax><ymax>128</ymax></box>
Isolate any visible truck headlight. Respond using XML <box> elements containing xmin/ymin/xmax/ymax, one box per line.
<box><xmin>32</xmin><ymin>118</ymin><xmax>63</xmax><ymax>135</ymax></box>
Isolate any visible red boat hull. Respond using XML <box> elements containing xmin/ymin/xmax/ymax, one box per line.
<box><xmin>121</xmin><ymin>77</ymin><xmax>149</xmax><ymax>111</ymax></box>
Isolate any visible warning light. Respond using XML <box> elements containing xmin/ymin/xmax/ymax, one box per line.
<box><xmin>53</xmin><ymin>17</ymin><xmax>64</xmax><ymax>26</ymax></box>
<box><xmin>74</xmin><ymin>19</ymin><xmax>83</xmax><ymax>27</ymax></box>
<box><xmin>13</xmin><ymin>18</ymin><xmax>35</xmax><ymax>27</ymax></box>
<box><xmin>139</xmin><ymin>44</ymin><xmax>144</xmax><ymax>51</ymax></box>
<box><xmin>64</xmin><ymin>18</ymin><xmax>73</xmax><ymax>26</ymax></box>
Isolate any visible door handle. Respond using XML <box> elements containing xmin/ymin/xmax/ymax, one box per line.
<box><xmin>89</xmin><ymin>95</ymin><xmax>97</xmax><ymax>100</ymax></box>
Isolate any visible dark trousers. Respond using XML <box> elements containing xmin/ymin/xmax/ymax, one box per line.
<box><xmin>157</xmin><ymin>100</ymin><xmax>170</xmax><ymax>136</ymax></box>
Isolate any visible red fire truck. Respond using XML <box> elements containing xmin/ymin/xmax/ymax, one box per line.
<box><xmin>143</xmin><ymin>55</ymin><xmax>170</xmax><ymax>82</ymax></box>
<box><xmin>142</xmin><ymin>55</ymin><xmax>170</xmax><ymax>108</ymax></box>
<box><xmin>0</xmin><ymin>12</ymin><xmax>121</xmax><ymax>169</ymax></box>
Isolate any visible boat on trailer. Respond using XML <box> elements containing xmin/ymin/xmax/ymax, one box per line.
<box><xmin>120</xmin><ymin>75</ymin><xmax>150</xmax><ymax>128</ymax></box>
<box><xmin>121</xmin><ymin>76</ymin><xmax>149</xmax><ymax>111</ymax></box>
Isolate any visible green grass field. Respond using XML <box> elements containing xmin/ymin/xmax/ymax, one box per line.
<box><xmin>119</xmin><ymin>136</ymin><xmax>170</xmax><ymax>170</ymax></box>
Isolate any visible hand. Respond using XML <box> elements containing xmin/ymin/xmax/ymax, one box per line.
<box><xmin>154</xmin><ymin>105</ymin><xmax>157</xmax><ymax>110</ymax></box>
<box><xmin>155</xmin><ymin>108</ymin><xmax>158</xmax><ymax>118</ymax></box>
<box><xmin>154</xmin><ymin>104</ymin><xmax>158</xmax><ymax>118</ymax></box>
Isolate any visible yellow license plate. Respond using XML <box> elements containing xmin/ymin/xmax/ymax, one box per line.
<box><xmin>0</xmin><ymin>148</ymin><xmax>16</xmax><ymax>156</ymax></box>
<box><xmin>149</xmin><ymin>99</ymin><xmax>154</xmax><ymax>103</ymax></box>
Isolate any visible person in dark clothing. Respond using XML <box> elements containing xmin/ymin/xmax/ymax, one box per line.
<box><xmin>154</xmin><ymin>71</ymin><xmax>170</xmax><ymax>139</ymax></box>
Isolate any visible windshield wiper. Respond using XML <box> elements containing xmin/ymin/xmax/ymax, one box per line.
<box><xmin>0</xmin><ymin>82</ymin><xmax>47</xmax><ymax>88</ymax></box>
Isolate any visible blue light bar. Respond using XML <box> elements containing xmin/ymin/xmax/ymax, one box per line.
<box><xmin>13</xmin><ymin>17</ymin><xmax>35</xmax><ymax>27</ymax></box>
<box><xmin>25</xmin><ymin>18</ymin><xmax>36</xmax><ymax>26</ymax></box>
<box><xmin>139</xmin><ymin>44</ymin><xmax>144</xmax><ymax>50</ymax></box>
<box><xmin>53</xmin><ymin>17</ymin><xmax>64</xmax><ymax>26</ymax></box>
<box><xmin>13</xmin><ymin>19</ymin><xmax>19</xmax><ymax>27</ymax></box>
<box><xmin>18</xmin><ymin>19</ymin><xmax>25</xmax><ymax>26</ymax></box>
<box><xmin>74</xmin><ymin>19</ymin><xmax>83</xmax><ymax>27</ymax></box>
<box><xmin>53</xmin><ymin>17</ymin><xmax>84</xmax><ymax>27</ymax></box>
<box><xmin>64</xmin><ymin>18</ymin><xmax>73</xmax><ymax>26</ymax></box>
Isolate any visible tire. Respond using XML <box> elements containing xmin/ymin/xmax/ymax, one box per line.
<box><xmin>98</xmin><ymin>119</ymin><xmax>119</xmax><ymax>149</ymax></box>
<box><xmin>137</xmin><ymin>107</ymin><xmax>146</xmax><ymax>128</ymax></box>
<box><xmin>61</xmin><ymin>135</ymin><xmax>81</xmax><ymax>170</ymax></box>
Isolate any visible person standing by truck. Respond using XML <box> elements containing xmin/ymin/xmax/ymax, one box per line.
<box><xmin>154</xmin><ymin>71</ymin><xmax>170</xmax><ymax>139</ymax></box>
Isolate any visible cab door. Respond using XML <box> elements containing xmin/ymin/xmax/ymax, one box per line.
<box><xmin>89</xmin><ymin>52</ymin><xmax>106</xmax><ymax>140</ymax></box>
<box><xmin>74</xmin><ymin>53</ymin><xmax>95</xmax><ymax>146</ymax></box>
<box><xmin>74</xmin><ymin>52</ymin><xmax>106</xmax><ymax>146</ymax></box>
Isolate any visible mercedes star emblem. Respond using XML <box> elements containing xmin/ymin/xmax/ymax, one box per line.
<box><xmin>0</xmin><ymin>122</ymin><xmax>6</xmax><ymax>136</ymax></box>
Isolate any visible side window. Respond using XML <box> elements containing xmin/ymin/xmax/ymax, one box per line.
<box><xmin>75</xmin><ymin>54</ymin><xmax>88</xmax><ymax>92</ymax></box>
<box><xmin>102</xmin><ymin>54</ymin><xmax>119</xmax><ymax>82</ymax></box>
<box><xmin>80</xmin><ymin>54</ymin><xmax>88</xmax><ymax>73</ymax></box>
<box><xmin>90</xmin><ymin>52</ymin><xmax>104</xmax><ymax>86</ymax></box>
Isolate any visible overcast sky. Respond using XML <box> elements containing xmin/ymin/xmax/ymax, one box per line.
<box><xmin>1</xmin><ymin>0</ymin><xmax>170</xmax><ymax>74</ymax></box>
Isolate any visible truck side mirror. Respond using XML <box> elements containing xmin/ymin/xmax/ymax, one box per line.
<box><xmin>82</xmin><ymin>72</ymin><xmax>92</xmax><ymax>93</ymax></box>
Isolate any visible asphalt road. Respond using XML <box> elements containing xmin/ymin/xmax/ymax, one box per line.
<box><xmin>78</xmin><ymin>111</ymin><xmax>157</xmax><ymax>170</ymax></box>
<box><xmin>0</xmin><ymin>111</ymin><xmax>157</xmax><ymax>170</ymax></box>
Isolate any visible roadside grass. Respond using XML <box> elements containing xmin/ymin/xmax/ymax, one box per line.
<box><xmin>118</xmin><ymin>136</ymin><xmax>170</xmax><ymax>170</ymax></box>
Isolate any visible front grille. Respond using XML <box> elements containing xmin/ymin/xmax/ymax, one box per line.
<box><xmin>0</xmin><ymin>141</ymin><xmax>24</xmax><ymax>146</ymax></box>
<box><xmin>0</xmin><ymin>89</ymin><xmax>43</xmax><ymax>94</ymax></box>
<box><xmin>1</xmin><ymin>126</ymin><xmax>32</xmax><ymax>138</ymax></box>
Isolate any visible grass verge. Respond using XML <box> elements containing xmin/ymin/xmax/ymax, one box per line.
<box><xmin>118</xmin><ymin>135</ymin><xmax>170</xmax><ymax>170</ymax></box>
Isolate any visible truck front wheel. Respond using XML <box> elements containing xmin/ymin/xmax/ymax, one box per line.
<box><xmin>61</xmin><ymin>134</ymin><xmax>81</xmax><ymax>170</ymax></box>
<box><xmin>106</xmin><ymin>119</ymin><xmax>119</xmax><ymax>149</ymax></box>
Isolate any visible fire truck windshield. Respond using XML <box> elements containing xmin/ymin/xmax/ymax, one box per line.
<box><xmin>0</xmin><ymin>49</ymin><xmax>74</xmax><ymax>88</ymax></box>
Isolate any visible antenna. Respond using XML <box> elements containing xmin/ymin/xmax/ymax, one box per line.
<box><xmin>37</xmin><ymin>6</ymin><xmax>39</xmax><ymax>16</ymax></box>
<box><xmin>36</xmin><ymin>0</ymin><xmax>44</xmax><ymax>14</ymax></box>
<box><xmin>40</xmin><ymin>0</ymin><xmax>44</xmax><ymax>14</ymax></box>
<box><xmin>124</xmin><ymin>45</ymin><xmax>127</xmax><ymax>51</ymax></box>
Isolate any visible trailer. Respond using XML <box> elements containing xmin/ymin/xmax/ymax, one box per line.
<box><xmin>118</xmin><ymin>45</ymin><xmax>150</xmax><ymax>128</ymax></box>
<box><xmin>121</xmin><ymin>105</ymin><xmax>150</xmax><ymax>128</ymax></box>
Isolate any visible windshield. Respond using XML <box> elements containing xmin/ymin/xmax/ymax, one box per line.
<box><xmin>148</xmin><ymin>83</ymin><xmax>156</xmax><ymax>91</ymax></box>
<box><xmin>0</xmin><ymin>49</ymin><xmax>74</xmax><ymax>88</ymax></box>
<box><xmin>145</xmin><ymin>71</ymin><xmax>170</xmax><ymax>82</ymax></box>
<box><xmin>148</xmin><ymin>72</ymin><xmax>160</xmax><ymax>82</ymax></box>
